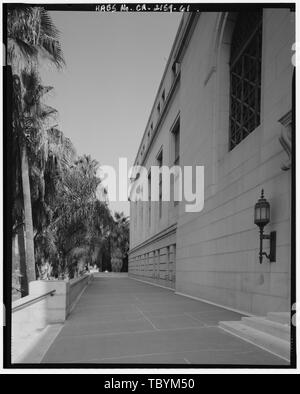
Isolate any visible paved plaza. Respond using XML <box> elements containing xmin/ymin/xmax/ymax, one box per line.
<box><xmin>42</xmin><ymin>275</ymin><xmax>288</xmax><ymax>365</ymax></box>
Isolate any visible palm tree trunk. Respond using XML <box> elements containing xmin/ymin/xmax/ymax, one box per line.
<box><xmin>17</xmin><ymin>225</ymin><xmax>28</xmax><ymax>297</ymax></box>
<box><xmin>20</xmin><ymin>144</ymin><xmax>36</xmax><ymax>284</ymax></box>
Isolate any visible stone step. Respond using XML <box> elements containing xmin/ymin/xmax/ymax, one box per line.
<box><xmin>242</xmin><ymin>316</ymin><xmax>290</xmax><ymax>342</ymax></box>
<box><xmin>267</xmin><ymin>312</ymin><xmax>291</xmax><ymax>325</ymax></box>
<box><xmin>219</xmin><ymin>321</ymin><xmax>290</xmax><ymax>361</ymax></box>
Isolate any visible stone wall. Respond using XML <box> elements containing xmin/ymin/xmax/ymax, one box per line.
<box><xmin>129</xmin><ymin>9</ymin><xmax>294</xmax><ymax>315</ymax></box>
<box><xmin>175</xmin><ymin>9</ymin><xmax>294</xmax><ymax>315</ymax></box>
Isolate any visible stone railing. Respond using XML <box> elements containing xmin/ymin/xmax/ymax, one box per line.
<box><xmin>12</xmin><ymin>289</ymin><xmax>56</xmax><ymax>337</ymax></box>
<box><xmin>12</xmin><ymin>273</ymin><xmax>93</xmax><ymax>362</ymax></box>
<box><xmin>27</xmin><ymin>273</ymin><xmax>93</xmax><ymax>322</ymax></box>
<box><xmin>12</xmin><ymin>289</ymin><xmax>56</xmax><ymax>362</ymax></box>
<box><xmin>67</xmin><ymin>274</ymin><xmax>93</xmax><ymax>315</ymax></box>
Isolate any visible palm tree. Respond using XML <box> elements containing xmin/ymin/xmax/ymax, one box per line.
<box><xmin>7</xmin><ymin>5</ymin><xmax>65</xmax><ymax>294</ymax></box>
<box><xmin>33</xmin><ymin>128</ymin><xmax>77</xmax><ymax>280</ymax></box>
<box><xmin>110</xmin><ymin>212</ymin><xmax>130</xmax><ymax>272</ymax></box>
<box><xmin>52</xmin><ymin>155</ymin><xmax>114</xmax><ymax>278</ymax></box>
<box><xmin>12</xmin><ymin>69</ymin><xmax>60</xmax><ymax>293</ymax></box>
<box><xmin>7</xmin><ymin>6</ymin><xmax>65</xmax><ymax>74</ymax></box>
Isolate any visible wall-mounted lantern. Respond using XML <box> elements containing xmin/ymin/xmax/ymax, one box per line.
<box><xmin>254</xmin><ymin>189</ymin><xmax>276</xmax><ymax>264</ymax></box>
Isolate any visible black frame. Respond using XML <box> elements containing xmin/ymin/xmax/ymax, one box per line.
<box><xmin>3</xmin><ymin>2</ymin><xmax>296</xmax><ymax>371</ymax></box>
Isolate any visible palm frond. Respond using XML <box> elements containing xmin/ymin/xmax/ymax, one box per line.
<box><xmin>39</xmin><ymin>8</ymin><xmax>60</xmax><ymax>40</ymax></box>
<box><xmin>38</xmin><ymin>104</ymin><xmax>57</xmax><ymax>120</ymax></box>
<box><xmin>37</xmin><ymin>41</ymin><xmax>65</xmax><ymax>69</ymax></box>
<box><xmin>7</xmin><ymin>38</ymin><xmax>38</xmax><ymax>69</ymax></box>
<box><xmin>7</xmin><ymin>6</ymin><xmax>65</xmax><ymax>70</ymax></box>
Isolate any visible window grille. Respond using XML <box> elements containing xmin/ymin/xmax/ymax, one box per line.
<box><xmin>229</xmin><ymin>11</ymin><xmax>263</xmax><ymax>150</ymax></box>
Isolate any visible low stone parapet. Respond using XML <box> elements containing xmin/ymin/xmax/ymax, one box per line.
<box><xmin>67</xmin><ymin>274</ymin><xmax>93</xmax><ymax>315</ymax></box>
<box><xmin>12</xmin><ymin>273</ymin><xmax>93</xmax><ymax>363</ymax></box>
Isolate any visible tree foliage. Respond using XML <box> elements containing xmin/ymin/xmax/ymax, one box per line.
<box><xmin>7</xmin><ymin>6</ymin><xmax>65</xmax><ymax>74</ymax></box>
<box><xmin>8</xmin><ymin>6</ymin><xmax>130</xmax><ymax>291</ymax></box>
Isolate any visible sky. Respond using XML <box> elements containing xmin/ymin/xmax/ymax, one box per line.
<box><xmin>40</xmin><ymin>11</ymin><xmax>182</xmax><ymax>216</ymax></box>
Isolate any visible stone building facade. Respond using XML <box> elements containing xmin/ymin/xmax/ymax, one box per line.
<box><xmin>129</xmin><ymin>9</ymin><xmax>294</xmax><ymax>316</ymax></box>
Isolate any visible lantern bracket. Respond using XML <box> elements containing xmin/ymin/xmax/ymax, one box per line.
<box><xmin>259</xmin><ymin>229</ymin><xmax>276</xmax><ymax>264</ymax></box>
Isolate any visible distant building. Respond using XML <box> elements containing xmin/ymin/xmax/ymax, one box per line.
<box><xmin>129</xmin><ymin>9</ymin><xmax>294</xmax><ymax>316</ymax></box>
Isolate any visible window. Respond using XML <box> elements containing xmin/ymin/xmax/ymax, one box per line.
<box><xmin>151</xmin><ymin>122</ymin><xmax>153</xmax><ymax>131</ymax></box>
<box><xmin>162</xmin><ymin>89</ymin><xmax>165</xmax><ymax>103</ymax></box>
<box><xmin>148</xmin><ymin>172</ymin><xmax>151</xmax><ymax>227</ymax></box>
<box><xmin>174</xmin><ymin>123</ymin><xmax>180</xmax><ymax>166</ymax></box>
<box><xmin>172</xmin><ymin>118</ymin><xmax>180</xmax><ymax>205</ymax></box>
<box><xmin>229</xmin><ymin>11</ymin><xmax>263</xmax><ymax>150</ymax></box>
<box><xmin>157</xmin><ymin>150</ymin><xmax>163</xmax><ymax>218</ymax></box>
<box><xmin>157</xmin><ymin>102</ymin><xmax>161</xmax><ymax>115</ymax></box>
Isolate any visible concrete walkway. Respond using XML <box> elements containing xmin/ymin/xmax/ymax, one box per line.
<box><xmin>42</xmin><ymin>274</ymin><xmax>288</xmax><ymax>365</ymax></box>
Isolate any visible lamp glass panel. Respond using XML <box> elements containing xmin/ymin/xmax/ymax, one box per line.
<box><xmin>261</xmin><ymin>206</ymin><xmax>266</xmax><ymax>220</ymax></box>
<box><xmin>257</xmin><ymin>207</ymin><xmax>261</xmax><ymax>220</ymax></box>
<box><xmin>266</xmin><ymin>205</ymin><xmax>270</xmax><ymax>220</ymax></box>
